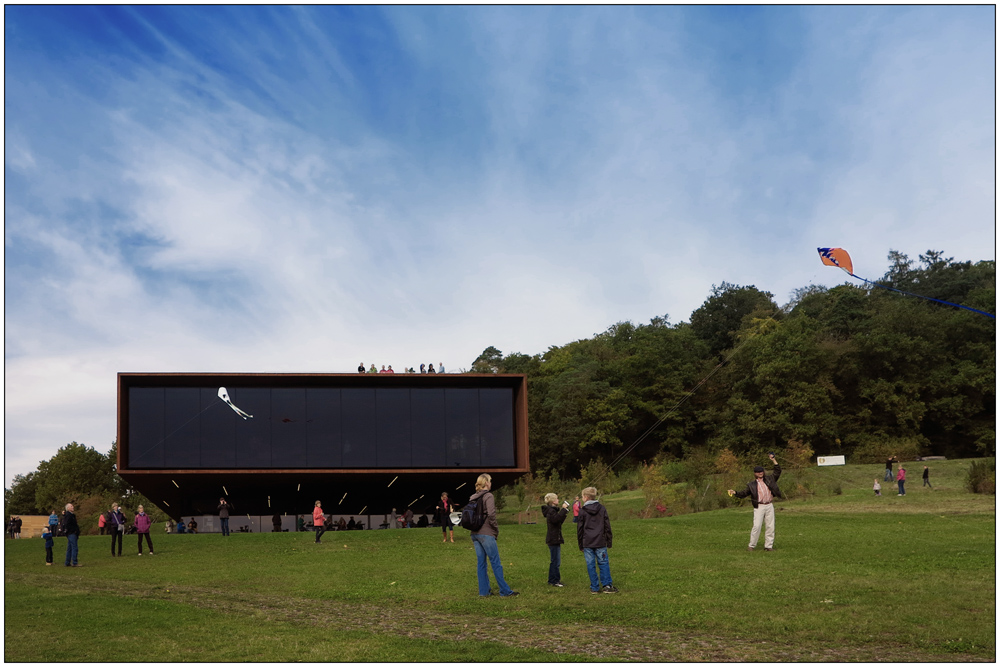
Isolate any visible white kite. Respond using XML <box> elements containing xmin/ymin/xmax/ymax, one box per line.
<box><xmin>218</xmin><ymin>387</ymin><xmax>253</xmax><ymax>420</ymax></box>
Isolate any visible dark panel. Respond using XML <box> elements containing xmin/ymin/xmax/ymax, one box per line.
<box><xmin>129</xmin><ymin>388</ymin><xmax>165</xmax><ymax>468</ymax></box>
<box><xmin>342</xmin><ymin>388</ymin><xmax>376</xmax><ymax>467</ymax></box>
<box><xmin>376</xmin><ymin>388</ymin><xmax>411</xmax><ymax>467</ymax></box>
<box><xmin>272</xmin><ymin>388</ymin><xmax>307</xmax><ymax>468</ymax></box>
<box><xmin>410</xmin><ymin>388</ymin><xmax>446</xmax><ymax>467</ymax></box>
<box><xmin>445</xmin><ymin>388</ymin><xmax>480</xmax><ymax>468</ymax></box>
<box><xmin>200</xmin><ymin>387</ymin><xmax>236</xmax><ymax>468</ymax></box>
<box><xmin>235</xmin><ymin>388</ymin><xmax>272</xmax><ymax>467</ymax></box>
<box><xmin>164</xmin><ymin>388</ymin><xmax>201</xmax><ymax>467</ymax></box>
<box><xmin>306</xmin><ymin>388</ymin><xmax>342</xmax><ymax>467</ymax></box>
<box><xmin>479</xmin><ymin>388</ymin><xmax>515</xmax><ymax>466</ymax></box>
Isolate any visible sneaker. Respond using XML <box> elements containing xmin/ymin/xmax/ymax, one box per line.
<box><xmin>479</xmin><ymin>592</ymin><xmax>494</xmax><ymax>597</ymax></box>
<box><xmin>602</xmin><ymin>585</ymin><xmax>619</xmax><ymax>593</ymax></box>
<box><xmin>138</xmin><ymin>553</ymin><xmax>143</xmax><ymax>556</ymax></box>
<box><xmin>149</xmin><ymin>552</ymin><xmax>155</xmax><ymax>555</ymax></box>
<box><xmin>46</xmin><ymin>563</ymin><xmax>52</xmax><ymax>566</ymax></box>
<box><xmin>549</xmin><ymin>582</ymin><xmax>564</xmax><ymax>587</ymax></box>
<box><xmin>500</xmin><ymin>591</ymin><xmax>519</xmax><ymax>597</ymax></box>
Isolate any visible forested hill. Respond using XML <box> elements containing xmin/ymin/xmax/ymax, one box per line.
<box><xmin>471</xmin><ymin>250</ymin><xmax>995</xmax><ymax>479</ymax></box>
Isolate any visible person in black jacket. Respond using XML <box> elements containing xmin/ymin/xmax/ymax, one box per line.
<box><xmin>63</xmin><ymin>503</ymin><xmax>81</xmax><ymax>567</ymax></box>
<box><xmin>541</xmin><ymin>493</ymin><xmax>570</xmax><ymax>587</ymax></box>
<box><xmin>218</xmin><ymin>498</ymin><xmax>232</xmax><ymax>537</ymax></box>
<box><xmin>729</xmin><ymin>453</ymin><xmax>782</xmax><ymax>552</ymax></box>
<box><xmin>577</xmin><ymin>487</ymin><xmax>617</xmax><ymax>594</ymax></box>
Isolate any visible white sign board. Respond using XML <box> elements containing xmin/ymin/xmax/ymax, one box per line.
<box><xmin>817</xmin><ymin>455</ymin><xmax>846</xmax><ymax>466</ymax></box>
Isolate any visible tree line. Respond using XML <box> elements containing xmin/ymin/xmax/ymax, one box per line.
<box><xmin>471</xmin><ymin>250</ymin><xmax>995</xmax><ymax>480</ymax></box>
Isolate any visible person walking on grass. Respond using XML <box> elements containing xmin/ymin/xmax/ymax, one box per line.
<box><xmin>897</xmin><ymin>466</ymin><xmax>906</xmax><ymax>496</ymax></box>
<box><xmin>728</xmin><ymin>453</ymin><xmax>782</xmax><ymax>552</ymax></box>
<box><xmin>135</xmin><ymin>505</ymin><xmax>154</xmax><ymax>556</ymax></box>
<box><xmin>312</xmin><ymin>500</ymin><xmax>326</xmax><ymax>543</ymax></box>
<box><xmin>436</xmin><ymin>492</ymin><xmax>455</xmax><ymax>543</ymax></box>
<box><xmin>469</xmin><ymin>473</ymin><xmax>519</xmax><ymax>598</ymax></box>
<box><xmin>884</xmin><ymin>455</ymin><xmax>896</xmax><ymax>482</ymax></box>
<box><xmin>922</xmin><ymin>466</ymin><xmax>932</xmax><ymax>489</ymax></box>
<box><xmin>108</xmin><ymin>503</ymin><xmax>127</xmax><ymax>557</ymax></box>
<box><xmin>63</xmin><ymin>503</ymin><xmax>81</xmax><ymax>567</ymax></box>
<box><xmin>577</xmin><ymin>487</ymin><xmax>617</xmax><ymax>593</ymax></box>
<box><xmin>873</xmin><ymin>479</ymin><xmax>881</xmax><ymax>497</ymax></box>
<box><xmin>541</xmin><ymin>492</ymin><xmax>570</xmax><ymax>587</ymax></box>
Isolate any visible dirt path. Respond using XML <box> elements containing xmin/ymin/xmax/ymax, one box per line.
<box><xmin>12</xmin><ymin>574</ymin><xmax>990</xmax><ymax>662</ymax></box>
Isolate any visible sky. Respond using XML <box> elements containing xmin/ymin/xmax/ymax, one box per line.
<box><xmin>4</xmin><ymin>6</ymin><xmax>996</xmax><ymax>486</ymax></box>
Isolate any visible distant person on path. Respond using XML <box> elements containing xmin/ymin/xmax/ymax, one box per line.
<box><xmin>272</xmin><ymin>513</ymin><xmax>282</xmax><ymax>532</ymax></box>
<box><xmin>337</xmin><ymin>517</ymin><xmax>347</xmax><ymax>531</ymax></box>
<box><xmin>368</xmin><ymin>364</ymin><xmax>377</xmax><ymax>373</ymax></box>
<box><xmin>218</xmin><ymin>498</ymin><xmax>231</xmax><ymax>537</ymax></box>
<box><xmin>63</xmin><ymin>503</ymin><xmax>81</xmax><ymax>567</ymax></box>
<box><xmin>49</xmin><ymin>510</ymin><xmax>59</xmax><ymax>535</ymax></box>
<box><xmin>297</xmin><ymin>517</ymin><xmax>305</xmax><ymax>532</ymax></box>
<box><xmin>436</xmin><ymin>492</ymin><xmax>455</xmax><ymax>543</ymax></box>
<box><xmin>388</xmin><ymin>508</ymin><xmax>398</xmax><ymax>529</ymax></box>
<box><xmin>403</xmin><ymin>508</ymin><xmax>414</xmax><ymax>528</ymax></box>
<box><xmin>165</xmin><ymin>519</ymin><xmax>173</xmax><ymax>534</ymax></box>
<box><xmin>577</xmin><ymin>486</ymin><xmax>617</xmax><ymax>593</ymax></box>
<box><xmin>42</xmin><ymin>524</ymin><xmax>54</xmax><ymax>566</ymax></box>
<box><xmin>572</xmin><ymin>496</ymin><xmax>581</xmax><ymax>524</ymax></box>
<box><xmin>387</xmin><ymin>365</ymin><xmax>395</xmax><ymax>373</ymax></box>
<box><xmin>427</xmin><ymin>363</ymin><xmax>436</xmax><ymax>374</ymax></box>
<box><xmin>98</xmin><ymin>510</ymin><xmax>106</xmax><ymax>535</ymax></box>
<box><xmin>922</xmin><ymin>466</ymin><xmax>932</xmax><ymax>488</ymax></box>
<box><xmin>438</xmin><ymin>362</ymin><xmax>445</xmax><ymax>374</ymax></box>
<box><xmin>176</xmin><ymin>519</ymin><xmax>186</xmax><ymax>534</ymax></box>
<box><xmin>347</xmin><ymin>517</ymin><xmax>356</xmax><ymax>530</ymax></box>
<box><xmin>188</xmin><ymin>519</ymin><xmax>198</xmax><ymax>534</ymax></box>
<box><xmin>728</xmin><ymin>453</ymin><xmax>782</xmax><ymax>552</ymax></box>
<box><xmin>135</xmin><ymin>505</ymin><xmax>154</xmax><ymax>555</ymax></box>
<box><xmin>468</xmin><ymin>473</ymin><xmax>518</xmax><ymax>597</ymax></box>
<box><xmin>420</xmin><ymin>363</ymin><xmax>426</xmax><ymax>373</ymax></box>
<box><xmin>897</xmin><ymin>466</ymin><xmax>906</xmax><ymax>496</ymax></box>
<box><xmin>358</xmin><ymin>362</ymin><xmax>365</xmax><ymax>374</ymax></box>
<box><xmin>541</xmin><ymin>492</ymin><xmax>570</xmax><ymax>587</ymax></box>
<box><xmin>109</xmin><ymin>503</ymin><xmax>127</xmax><ymax>556</ymax></box>
<box><xmin>884</xmin><ymin>456</ymin><xmax>896</xmax><ymax>482</ymax></box>
<box><xmin>873</xmin><ymin>479</ymin><xmax>881</xmax><ymax>497</ymax></box>
<box><xmin>312</xmin><ymin>501</ymin><xmax>326</xmax><ymax>543</ymax></box>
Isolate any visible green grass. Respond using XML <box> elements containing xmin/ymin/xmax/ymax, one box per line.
<box><xmin>5</xmin><ymin>460</ymin><xmax>995</xmax><ymax>662</ymax></box>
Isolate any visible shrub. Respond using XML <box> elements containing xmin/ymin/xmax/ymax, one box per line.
<box><xmin>784</xmin><ymin>439</ymin><xmax>815</xmax><ymax>469</ymax></box>
<box><xmin>966</xmin><ymin>460</ymin><xmax>996</xmax><ymax>495</ymax></box>
<box><xmin>639</xmin><ymin>462</ymin><xmax>667</xmax><ymax>518</ymax></box>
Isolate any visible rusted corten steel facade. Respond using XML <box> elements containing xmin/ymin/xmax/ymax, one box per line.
<box><xmin>117</xmin><ymin>373</ymin><xmax>529</xmax><ymax>520</ymax></box>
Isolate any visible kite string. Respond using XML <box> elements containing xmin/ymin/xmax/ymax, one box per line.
<box><xmin>606</xmin><ymin>318</ymin><xmax>772</xmax><ymax>473</ymax></box>
<box><xmin>851</xmin><ymin>273</ymin><xmax>995</xmax><ymax>319</ymax></box>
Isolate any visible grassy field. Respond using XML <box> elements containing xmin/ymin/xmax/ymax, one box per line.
<box><xmin>4</xmin><ymin>459</ymin><xmax>995</xmax><ymax>662</ymax></box>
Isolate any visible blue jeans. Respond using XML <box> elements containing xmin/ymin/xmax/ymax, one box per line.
<box><xmin>583</xmin><ymin>547</ymin><xmax>612</xmax><ymax>591</ymax></box>
<box><xmin>65</xmin><ymin>533</ymin><xmax>79</xmax><ymax>566</ymax></box>
<box><xmin>548</xmin><ymin>545</ymin><xmax>561</xmax><ymax>584</ymax></box>
<box><xmin>220</xmin><ymin>518</ymin><xmax>230</xmax><ymax>536</ymax></box>
<box><xmin>884</xmin><ymin>468</ymin><xmax>892</xmax><ymax>482</ymax></box>
<box><xmin>471</xmin><ymin>534</ymin><xmax>512</xmax><ymax>596</ymax></box>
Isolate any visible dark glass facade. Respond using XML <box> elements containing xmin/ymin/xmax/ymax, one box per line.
<box><xmin>128</xmin><ymin>386</ymin><xmax>516</xmax><ymax>469</ymax></box>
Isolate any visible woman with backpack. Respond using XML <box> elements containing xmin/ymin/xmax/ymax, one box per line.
<box><xmin>466</xmin><ymin>473</ymin><xmax>519</xmax><ymax>598</ymax></box>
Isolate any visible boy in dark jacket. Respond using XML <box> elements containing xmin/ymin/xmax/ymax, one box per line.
<box><xmin>576</xmin><ymin>487</ymin><xmax>618</xmax><ymax>594</ymax></box>
<box><xmin>541</xmin><ymin>492</ymin><xmax>570</xmax><ymax>587</ymax></box>
<box><xmin>42</xmin><ymin>525</ymin><xmax>54</xmax><ymax>565</ymax></box>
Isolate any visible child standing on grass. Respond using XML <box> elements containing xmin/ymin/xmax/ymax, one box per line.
<box><xmin>42</xmin><ymin>525</ymin><xmax>54</xmax><ymax>566</ymax></box>
<box><xmin>873</xmin><ymin>479</ymin><xmax>881</xmax><ymax>496</ymax></box>
<box><xmin>577</xmin><ymin>487</ymin><xmax>617</xmax><ymax>594</ymax></box>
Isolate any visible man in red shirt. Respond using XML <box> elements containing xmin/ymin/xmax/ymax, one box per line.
<box><xmin>728</xmin><ymin>453</ymin><xmax>782</xmax><ymax>551</ymax></box>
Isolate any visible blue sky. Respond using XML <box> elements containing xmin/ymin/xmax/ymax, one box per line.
<box><xmin>4</xmin><ymin>6</ymin><xmax>995</xmax><ymax>484</ymax></box>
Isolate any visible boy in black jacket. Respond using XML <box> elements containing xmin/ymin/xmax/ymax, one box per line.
<box><xmin>576</xmin><ymin>487</ymin><xmax>618</xmax><ymax>594</ymax></box>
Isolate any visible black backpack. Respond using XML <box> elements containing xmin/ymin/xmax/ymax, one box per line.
<box><xmin>460</xmin><ymin>495</ymin><xmax>487</xmax><ymax>531</ymax></box>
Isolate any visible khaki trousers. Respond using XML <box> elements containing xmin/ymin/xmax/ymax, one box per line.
<box><xmin>749</xmin><ymin>502</ymin><xmax>775</xmax><ymax>549</ymax></box>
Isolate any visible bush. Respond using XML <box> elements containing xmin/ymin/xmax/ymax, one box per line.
<box><xmin>965</xmin><ymin>459</ymin><xmax>996</xmax><ymax>494</ymax></box>
<box><xmin>848</xmin><ymin>437</ymin><xmax>924</xmax><ymax>464</ymax></box>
